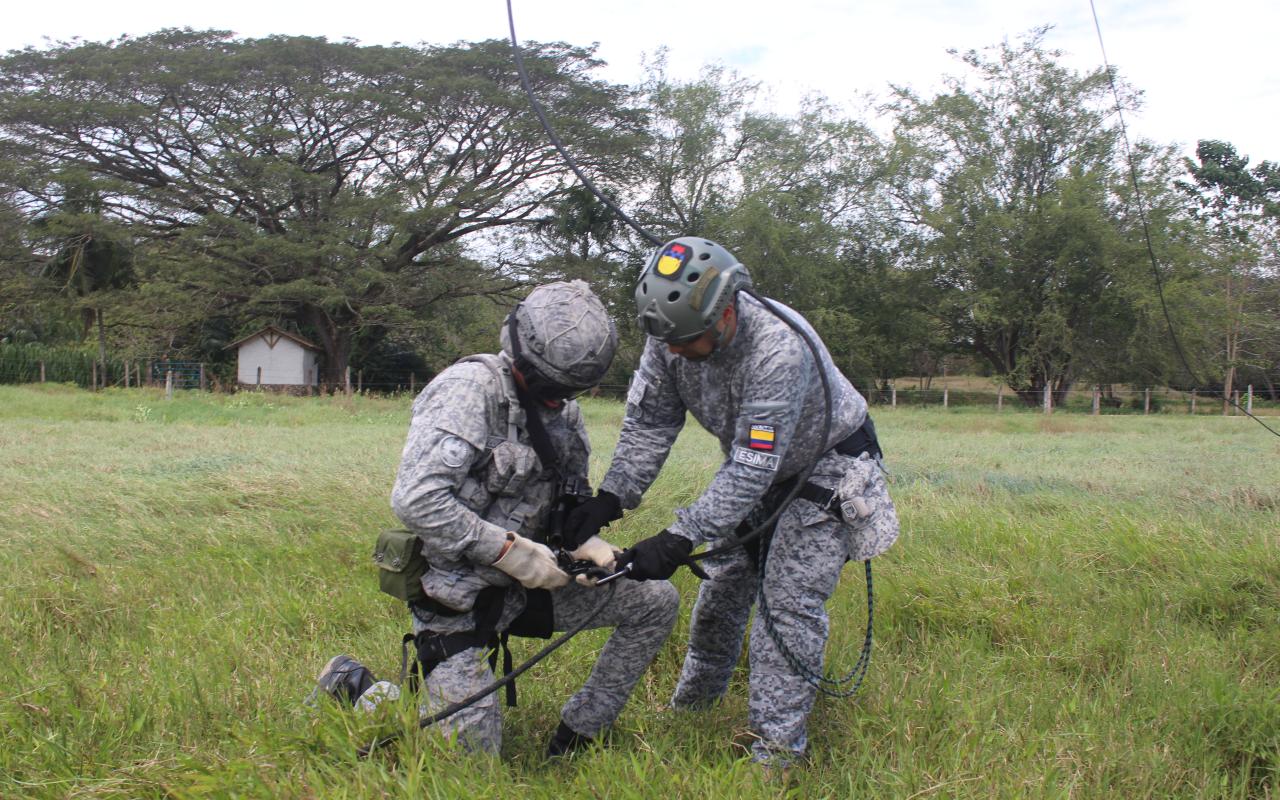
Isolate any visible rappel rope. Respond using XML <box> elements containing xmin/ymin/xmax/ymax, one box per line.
<box><xmin>506</xmin><ymin>0</ymin><xmax>874</xmax><ymax>698</ymax></box>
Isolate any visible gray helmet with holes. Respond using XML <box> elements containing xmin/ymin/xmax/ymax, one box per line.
<box><xmin>635</xmin><ymin>237</ymin><xmax>752</xmax><ymax>343</ymax></box>
<box><xmin>500</xmin><ymin>279</ymin><xmax>618</xmax><ymax>392</ymax></box>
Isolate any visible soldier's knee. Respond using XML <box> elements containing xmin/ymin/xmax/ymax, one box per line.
<box><xmin>651</xmin><ymin>579</ymin><xmax>680</xmax><ymax>630</ymax></box>
<box><xmin>624</xmin><ymin>579</ymin><xmax>680</xmax><ymax>630</ymax></box>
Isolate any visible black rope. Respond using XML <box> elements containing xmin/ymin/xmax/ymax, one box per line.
<box><xmin>758</xmin><ymin>559</ymin><xmax>874</xmax><ymax>698</ymax></box>
<box><xmin>358</xmin><ymin>581</ymin><xmax>618</xmax><ymax>758</ymax></box>
<box><xmin>689</xmin><ymin>288</ymin><xmax>834</xmax><ymax>561</ymax></box>
<box><xmin>1088</xmin><ymin>0</ymin><xmax>1279</xmax><ymax>439</ymax></box>
<box><xmin>505</xmin><ymin>0</ymin><xmax>664</xmax><ymax>248</ymax></box>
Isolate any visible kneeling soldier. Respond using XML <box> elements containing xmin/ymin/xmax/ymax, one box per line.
<box><xmin>317</xmin><ymin>281</ymin><xmax>679</xmax><ymax>757</ymax></box>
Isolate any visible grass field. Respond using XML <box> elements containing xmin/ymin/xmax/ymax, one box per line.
<box><xmin>2</xmin><ymin>383</ymin><xmax>1278</xmax><ymax>799</ymax></box>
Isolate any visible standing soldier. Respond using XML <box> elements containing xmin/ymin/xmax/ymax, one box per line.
<box><xmin>316</xmin><ymin>280</ymin><xmax>679</xmax><ymax>758</ymax></box>
<box><xmin>566</xmin><ymin>238</ymin><xmax>898</xmax><ymax>768</ymax></box>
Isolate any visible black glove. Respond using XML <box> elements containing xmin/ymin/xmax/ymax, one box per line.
<box><xmin>616</xmin><ymin>530</ymin><xmax>703</xmax><ymax>581</ymax></box>
<box><xmin>563</xmin><ymin>491</ymin><xmax>623</xmax><ymax>550</ymax></box>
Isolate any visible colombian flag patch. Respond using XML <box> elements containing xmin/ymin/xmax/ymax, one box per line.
<box><xmin>748</xmin><ymin>424</ymin><xmax>776</xmax><ymax>451</ymax></box>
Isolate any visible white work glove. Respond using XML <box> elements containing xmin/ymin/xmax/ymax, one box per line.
<box><xmin>569</xmin><ymin>536</ymin><xmax>622</xmax><ymax>587</ymax></box>
<box><xmin>491</xmin><ymin>533</ymin><xmax>570</xmax><ymax>590</ymax></box>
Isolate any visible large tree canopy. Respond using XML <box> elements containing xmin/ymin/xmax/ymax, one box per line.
<box><xmin>0</xmin><ymin>30</ymin><xmax>644</xmax><ymax>380</ymax></box>
<box><xmin>884</xmin><ymin>29</ymin><xmax>1186</xmax><ymax>401</ymax></box>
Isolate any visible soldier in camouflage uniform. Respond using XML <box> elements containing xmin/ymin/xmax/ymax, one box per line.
<box><xmin>317</xmin><ymin>281</ymin><xmax>679</xmax><ymax>758</ymax></box>
<box><xmin>565</xmin><ymin>238</ymin><xmax>898</xmax><ymax>767</ymax></box>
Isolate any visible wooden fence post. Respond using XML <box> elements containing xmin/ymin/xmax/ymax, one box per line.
<box><xmin>409</xmin><ymin>372</ymin><xmax>415</xmax><ymax>395</ymax></box>
<box><xmin>943</xmin><ymin>388</ymin><xmax>949</xmax><ymax>409</ymax></box>
<box><xmin>40</xmin><ymin>361</ymin><xmax>46</xmax><ymax>383</ymax></box>
<box><xmin>91</xmin><ymin>361</ymin><xmax>97</xmax><ymax>391</ymax></box>
<box><xmin>1190</xmin><ymin>389</ymin><xmax>1196</xmax><ymax>415</ymax></box>
<box><xmin>124</xmin><ymin>362</ymin><xmax>130</xmax><ymax>388</ymax></box>
<box><xmin>1144</xmin><ymin>387</ymin><xmax>1151</xmax><ymax>415</ymax></box>
<box><xmin>357</xmin><ymin>370</ymin><xmax>363</xmax><ymax>394</ymax></box>
<box><xmin>165</xmin><ymin>370</ymin><xmax>174</xmax><ymax>400</ymax></box>
<box><xmin>997</xmin><ymin>385</ymin><xmax>1004</xmax><ymax>412</ymax></box>
<box><xmin>1247</xmin><ymin>385</ymin><xmax>1253</xmax><ymax>415</ymax></box>
<box><xmin>256</xmin><ymin>366</ymin><xmax>262</xmax><ymax>388</ymax></box>
<box><xmin>145</xmin><ymin>361</ymin><xmax>152</xmax><ymax>387</ymax></box>
<box><xmin>1043</xmin><ymin>383</ymin><xmax>1051</xmax><ymax>414</ymax></box>
<box><xmin>345</xmin><ymin>366</ymin><xmax>352</xmax><ymax>398</ymax></box>
<box><xmin>891</xmin><ymin>385</ymin><xmax>897</xmax><ymax>409</ymax></box>
<box><xmin>1092</xmin><ymin>386</ymin><xmax>1100</xmax><ymax>415</ymax></box>
<box><xmin>199</xmin><ymin>363</ymin><xmax>207</xmax><ymax>392</ymax></box>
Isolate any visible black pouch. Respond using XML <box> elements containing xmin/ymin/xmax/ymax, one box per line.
<box><xmin>373</xmin><ymin>529</ymin><xmax>428</xmax><ymax>604</ymax></box>
<box><xmin>506</xmin><ymin>588</ymin><xmax>554</xmax><ymax>639</ymax></box>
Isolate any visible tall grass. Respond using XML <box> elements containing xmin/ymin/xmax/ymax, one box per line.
<box><xmin>1</xmin><ymin>384</ymin><xmax>1277</xmax><ymax>798</ymax></box>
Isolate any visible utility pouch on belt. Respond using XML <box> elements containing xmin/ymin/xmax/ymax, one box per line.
<box><xmin>834</xmin><ymin>454</ymin><xmax>899</xmax><ymax>561</ymax></box>
<box><xmin>373</xmin><ymin>529</ymin><xmax>429</xmax><ymax>604</ymax></box>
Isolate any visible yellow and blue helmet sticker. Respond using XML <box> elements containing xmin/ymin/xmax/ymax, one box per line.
<box><xmin>655</xmin><ymin>241</ymin><xmax>690</xmax><ymax>279</ymax></box>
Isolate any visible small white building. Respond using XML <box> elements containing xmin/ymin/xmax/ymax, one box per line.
<box><xmin>227</xmin><ymin>326</ymin><xmax>322</xmax><ymax>391</ymax></box>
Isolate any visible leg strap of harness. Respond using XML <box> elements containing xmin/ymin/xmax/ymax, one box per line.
<box><xmin>410</xmin><ymin>586</ymin><xmax>520</xmax><ymax>707</ymax></box>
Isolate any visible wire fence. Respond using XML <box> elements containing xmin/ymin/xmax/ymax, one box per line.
<box><xmin>861</xmin><ymin>384</ymin><xmax>1279</xmax><ymax>416</ymax></box>
<box><xmin>3</xmin><ymin>347</ymin><xmax>1277</xmax><ymax>416</ymax></box>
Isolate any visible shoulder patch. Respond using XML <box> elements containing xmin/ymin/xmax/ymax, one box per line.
<box><xmin>733</xmin><ymin>445</ymin><xmax>780</xmax><ymax>472</ymax></box>
<box><xmin>438</xmin><ymin>434</ymin><xmax>475</xmax><ymax>469</ymax></box>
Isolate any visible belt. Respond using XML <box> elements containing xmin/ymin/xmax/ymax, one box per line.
<box><xmin>797</xmin><ymin>418</ymin><xmax>882</xmax><ymax>510</ymax></box>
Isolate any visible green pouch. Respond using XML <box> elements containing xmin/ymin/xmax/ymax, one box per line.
<box><xmin>373</xmin><ymin>529</ymin><xmax>428</xmax><ymax>603</ymax></box>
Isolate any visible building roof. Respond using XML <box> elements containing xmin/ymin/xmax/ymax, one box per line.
<box><xmin>225</xmin><ymin>325</ymin><xmax>322</xmax><ymax>352</ymax></box>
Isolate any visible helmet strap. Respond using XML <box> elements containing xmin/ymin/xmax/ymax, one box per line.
<box><xmin>506</xmin><ymin>305</ymin><xmax>572</xmax><ymax>406</ymax></box>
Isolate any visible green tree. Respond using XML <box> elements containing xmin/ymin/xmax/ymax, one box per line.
<box><xmin>884</xmin><ymin>28</ymin><xmax>1167</xmax><ymax>403</ymax></box>
<box><xmin>1179</xmin><ymin>140</ymin><xmax>1280</xmax><ymax>407</ymax></box>
<box><xmin>0</xmin><ymin>31</ymin><xmax>643</xmax><ymax>382</ymax></box>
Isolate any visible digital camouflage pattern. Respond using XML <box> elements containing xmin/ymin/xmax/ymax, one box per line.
<box><xmin>836</xmin><ymin>453</ymin><xmax>899</xmax><ymax>561</ymax></box>
<box><xmin>415</xmin><ymin>579</ymin><xmax>678</xmax><ymax>753</ymax></box>
<box><xmin>500</xmin><ymin>279</ymin><xmax>618</xmax><ymax>391</ymax></box>
<box><xmin>670</xmin><ymin>471</ymin><xmax>855</xmax><ymax>764</ymax></box>
<box><xmin>379</xmin><ymin>344</ymin><xmax>677</xmax><ymax>754</ymax></box>
<box><xmin>599</xmin><ymin>293</ymin><xmax>868</xmax><ymax>545</ymax></box>
<box><xmin>600</xmin><ymin>293</ymin><xmax>893</xmax><ymax>766</ymax></box>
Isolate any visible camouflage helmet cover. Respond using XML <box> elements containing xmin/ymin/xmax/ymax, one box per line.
<box><xmin>500</xmin><ymin>280</ymin><xmax>618</xmax><ymax>391</ymax></box>
<box><xmin>635</xmin><ymin>237</ymin><xmax>751</xmax><ymax>343</ymax></box>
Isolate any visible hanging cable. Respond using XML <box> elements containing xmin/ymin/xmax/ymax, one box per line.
<box><xmin>1088</xmin><ymin>0</ymin><xmax>1279</xmax><ymax>438</ymax></box>
<box><xmin>505</xmin><ymin>0</ymin><xmax>663</xmax><ymax>248</ymax></box>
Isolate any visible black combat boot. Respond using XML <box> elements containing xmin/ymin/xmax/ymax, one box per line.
<box><xmin>545</xmin><ymin>720</ymin><xmax>593</xmax><ymax>758</ymax></box>
<box><xmin>315</xmin><ymin>654</ymin><xmax>376</xmax><ymax>706</ymax></box>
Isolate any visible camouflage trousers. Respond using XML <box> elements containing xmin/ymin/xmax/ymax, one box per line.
<box><xmin>671</xmin><ymin>490</ymin><xmax>854</xmax><ymax>766</ymax></box>
<box><xmin>397</xmin><ymin>577</ymin><xmax>678</xmax><ymax>755</ymax></box>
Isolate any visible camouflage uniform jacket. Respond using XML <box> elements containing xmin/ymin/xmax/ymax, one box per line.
<box><xmin>390</xmin><ymin>352</ymin><xmax>591</xmax><ymax>626</ymax></box>
<box><xmin>599</xmin><ymin>294</ymin><xmax>867</xmax><ymax>546</ymax></box>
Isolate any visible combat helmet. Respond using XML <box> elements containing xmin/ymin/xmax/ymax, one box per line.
<box><xmin>501</xmin><ymin>280</ymin><xmax>618</xmax><ymax>402</ymax></box>
<box><xmin>635</xmin><ymin>237</ymin><xmax>751</xmax><ymax>343</ymax></box>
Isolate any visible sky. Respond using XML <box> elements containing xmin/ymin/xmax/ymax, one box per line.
<box><xmin>2</xmin><ymin>0</ymin><xmax>1275</xmax><ymax>162</ymax></box>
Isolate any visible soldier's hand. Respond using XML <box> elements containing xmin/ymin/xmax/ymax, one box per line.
<box><xmin>615</xmin><ymin>530</ymin><xmax>694</xmax><ymax>581</ymax></box>
<box><xmin>563</xmin><ymin>491</ymin><xmax>623</xmax><ymax>549</ymax></box>
<box><xmin>491</xmin><ymin>533</ymin><xmax>570</xmax><ymax>590</ymax></box>
<box><xmin>569</xmin><ymin>535</ymin><xmax>622</xmax><ymax>587</ymax></box>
